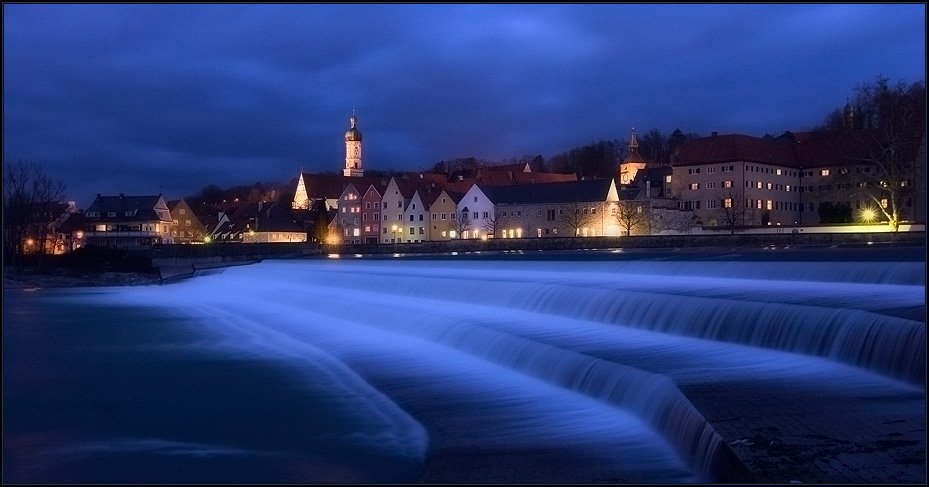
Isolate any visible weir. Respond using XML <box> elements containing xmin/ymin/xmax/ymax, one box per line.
<box><xmin>21</xmin><ymin>252</ymin><xmax>924</xmax><ymax>483</ymax></box>
<box><xmin>175</xmin><ymin>256</ymin><xmax>923</xmax><ymax>481</ymax></box>
<box><xmin>303</xmin><ymin>259</ymin><xmax>926</xmax><ymax>385</ymax></box>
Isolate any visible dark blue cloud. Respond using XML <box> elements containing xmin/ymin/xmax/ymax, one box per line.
<box><xmin>3</xmin><ymin>4</ymin><xmax>925</xmax><ymax>206</ymax></box>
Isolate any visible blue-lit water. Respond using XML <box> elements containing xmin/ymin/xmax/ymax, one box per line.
<box><xmin>3</xmin><ymin>249</ymin><xmax>925</xmax><ymax>483</ymax></box>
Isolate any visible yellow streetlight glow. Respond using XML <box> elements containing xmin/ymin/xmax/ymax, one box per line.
<box><xmin>860</xmin><ymin>207</ymin><xmax>877</xmax><ymax>225</ymax></box>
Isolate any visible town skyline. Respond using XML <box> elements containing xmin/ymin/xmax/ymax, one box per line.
<box><xmin>4</xmin><ymin>4</ymin><xmax>925</xmax><ymax>202</ymax></box>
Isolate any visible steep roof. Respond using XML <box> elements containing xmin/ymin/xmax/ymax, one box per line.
<box><xmin>85</xmin><ymin>194</ymin><xmax>170</xmax><ymax>221</ymax></box>
<box><xmin>480</xmin><ymin>178</ymin><xmax>616</xmax><ymax>205</ymax></box>
<box><xmin>299</xmin><ymin>173</ymin><xmax>388</xmax><ymax>200</ymax></box>
<box><xmin>213</xmin><ymin>202</ymin><xmax>303</xmax><ymax>235</ymax></box>
<box><xmin>675</xmin><ymin>134</ymin><xmax>799</xmax><ymax>167</ymax></box>
<box><xmin>674</xmin><ymin>130</ymin><xmax>925</xmax><ymax>170</ymax></box>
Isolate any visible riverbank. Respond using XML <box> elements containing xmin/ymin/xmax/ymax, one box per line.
<box><xmin>2</xmin><ymin>268</ymin><xmax>162</xmax><ymax>289</ymax></box>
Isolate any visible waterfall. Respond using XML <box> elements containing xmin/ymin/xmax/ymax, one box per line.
<box><xmin>303</xmin><ymin>259</ymin><xmax>925</xmax><ymax>384</ymax></box>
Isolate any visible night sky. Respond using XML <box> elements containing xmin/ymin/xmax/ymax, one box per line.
<box><xmin>3</xmin><ymin>4</ymin><xmax>925</xmax><ymax>205</ymax></box>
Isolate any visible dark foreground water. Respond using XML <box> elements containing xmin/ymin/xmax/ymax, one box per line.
<box><xmin>3</xmin><ymin>246</ymin><xmax>925</xmax><ymax>483</ymax></box>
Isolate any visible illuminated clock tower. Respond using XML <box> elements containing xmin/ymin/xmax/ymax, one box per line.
<box><xmin>619</xmin><ymin>129</ymin><xmax>646</xmax><ymax>185</ymax></box>
<box><xmin>343</xmin><ymin>112</ymin><xmax>363</xmax><ymax>177</ymax></box>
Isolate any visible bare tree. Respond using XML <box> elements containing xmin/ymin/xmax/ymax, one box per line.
<box><xmin>449</xmin><ymin>210</ymin><xmax>471</xmax><ymax>239</ymax></box>
<box><xmin>3</xmin><ymin>160</ymin><xmax>67</xmax><ymax>267</ymax></box>
<box><xmin>32</xmin><ymin>169</ymin><xmax>68</xmax><ymax>259</ymax></box>
<box><xmin>559</xmin><ymin>203</ymin><xmax>591</xmax><ymax>237</ymax></box>
<box><xmin>482</xmin><ymin>207</ymin><xmax>505</xmax><ymax>238</ymax></box>
<box><xmin>615</xmin><ymin>200</ymin><xmax>651</xmax><ymax>236</ymax></box>
<box><xmin>716</xmin><ymin>185</ymin><xmax>751</xmax><ymax>234</ymax></box>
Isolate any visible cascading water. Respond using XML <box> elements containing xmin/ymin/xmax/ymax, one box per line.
<box><xmin>4</xmin><ymin>250</ymin><xmax>924</xmax><ymax>483</ymax></box>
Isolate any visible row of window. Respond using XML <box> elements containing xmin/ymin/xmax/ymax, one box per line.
<box><xmin>685</xmin><ymin>165</ymin><xmax>878</xmax><ymax>179</ymax></box>
<box><xmin>745</xmin><ymin>181</ymin><xmax>793</xmax><ymax>191</ymax></box>
<box><xmin>745</xmin><ymin>165</ymin><xmax>798</xmax><ymax>177</ymax></box>
<box><xmin>688</xmin><ymin>165</ymin><xmax>736</xmax><ymax>175</ymax></box>
<box><xmin>86</xmin><ymin>210</ymin><xmax>139</xmax><ymax>218</ymax></box>
<box><xmin>92</xmin><ymin>224</ymin><xmax>170</xmax><ymax>233</ymax></box>
<box><xmin>682</xmin><ymin>200</ymin><xmax>808</xmax><ymax>212</ymax></box>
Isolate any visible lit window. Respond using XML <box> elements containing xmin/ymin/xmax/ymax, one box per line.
<box><xmin>821</xmin><ymin>169</ymin><xmax>830</xmax><ymax>176</ymax></box>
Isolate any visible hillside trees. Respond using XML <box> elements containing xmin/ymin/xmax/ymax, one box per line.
<box><xmin>549</xmin><ymin>140</ymin><xmax>622</xmax><ymax>179</ymax></box>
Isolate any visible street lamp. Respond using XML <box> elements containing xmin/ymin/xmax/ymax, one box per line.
<box><xmin>861</xmin><ymin>207</ymin><xmax>877</xmax><ymax>226</ymax></box>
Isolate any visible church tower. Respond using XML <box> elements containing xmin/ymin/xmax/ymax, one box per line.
<box><xmin>344</xmin><ymin>112</ymin><xmax>363</xmax><ymax>177</ymax></box>
<box><xmin>618</xmin><ymin>129</ymin><xmax>647</xmax><ymax>185</ymax></box>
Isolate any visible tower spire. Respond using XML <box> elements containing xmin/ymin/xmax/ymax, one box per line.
<box><xmin>344</xmin><ymin>110</ymin><xmax>363</xmax><ymax>177</ymax></box>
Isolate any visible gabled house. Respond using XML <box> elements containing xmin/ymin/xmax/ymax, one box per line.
<box><xmin>457</xmin><ymin>184</ymin><xmax>495</xmax><ymax>239</ymax></box>
<box><xmin>167</xmin><ymin>199</ymin><xmax>209</xmax><ymax>244</ymax></box>
<box><xmin>83</xmin><ymin>194</ymin><xmax>174</xmax><ymax>248</ymax></box>
<box><xmin>379</xmin><ymin>177</ymin><xmax>435</xmax><ymax>243</ymax></box>
<box><xmin>360</xmin><ymin>184</ymin><xmax>383</xmax><ymax>244</ymax></box>
<box><xmin>337</xmin><ymin>183</ymin><xmax>364</xmax><ymax>244</ymax></box>
<box><xmin>428</xmin><ymin>189</ymin><xmax>463</xmax><ymax>241</ymax></box>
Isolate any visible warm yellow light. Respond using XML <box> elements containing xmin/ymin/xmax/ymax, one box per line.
<box><xmin>860</xmin><ymin>207</ymin><xmax>877</xmax><ymax>224</ymax></box>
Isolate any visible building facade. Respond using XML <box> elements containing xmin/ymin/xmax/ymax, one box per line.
<box><xmin>83</xmin><ymin>194</ymin><xmax>174</xmax><ymax>248</ymax></box>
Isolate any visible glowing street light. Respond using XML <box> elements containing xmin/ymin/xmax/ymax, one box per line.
<box><xmin>860</xmin><ymin>207</ymin><xmax>877</xmax><ymax>226</ymax></box>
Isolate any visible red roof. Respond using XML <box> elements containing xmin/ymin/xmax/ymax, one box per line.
<box><xmin>675</xmin><ymin>130</ymin><xmax>924</xmax><ymax>169</ymax></box>
<box><xmin>675</xmin><ymin>134</ymin><xmax>798</xmax><ymax>167</ymax></box>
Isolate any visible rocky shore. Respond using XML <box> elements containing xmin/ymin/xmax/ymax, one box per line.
<box><xmin>2</xmin><ymin>268</ymin><xmax>162</xmax><ymax>289</ymax></box>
